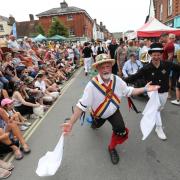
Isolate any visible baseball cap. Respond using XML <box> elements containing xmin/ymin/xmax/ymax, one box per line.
<box><xmin>1</xmin><ymin>98</ymin><xmax>14</xmax><ymax>107</ymax></box>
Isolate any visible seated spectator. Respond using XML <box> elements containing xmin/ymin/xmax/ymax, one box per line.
<box><xmin>24</xmin><ymin>76</ymin><xmax>44</xmax><ymax>105</ymax></box>
<box><xmin>122</xmin><ymin>53</ymin><xmax>145</xmax><ymax>88</ymax></box>
<box><xmin>122</xmin><ymin>53</ymin><xmax>143</xmax><ymax>77</ymax></box>
<box><xmin>0</xmin><ymin>107</ymin><xmax>31</xmax><ymax>158</ymax></box>
<box><xmin>3</xmin><ymin>53</ymin><xmax>19</xmax><ymax>83</ymax></box>
<box><xmin>7</xmin><ymin>35</ymin><xmax>20</xmax><ymax>51</ymax></box>
<box><xmin>12</xmin><ymin>51</ymin><xmax>26</xmax><ymax>77</ymax></box>
<box><xmin>0</xmin><ymin>87</ymin><xmax>9</xmax><ymax>104</ymax></box>
<box><xmin>22</xmin><ymin>37</ymin><xmax>31</xmax><ymax>51</ymax></box>
<box><xmin>34</xmin><ymin>73</ymin><xmax>59</xmax><ymax>103</ymax></box>
<box><xmin>0</xmin><ymin>127</ymin><xmax>23</xmax><ymax>160</ymax></box>
<box><xmin>18</xmin><ymin>50</ymin><xmax>33</xmax><ymax>67</ymax></box>
<box><xmin>1</xmin><ymin>98</ymin><xmax>31</xmax><ymax>131</ymax></box>
<box><xmin>28</xmin><ymin>49</ymin><xmax>42</xmax><ymax>67</ymax></box>
<box><xmin>12</xmin><ymin>81</ymin><xmax>40</xmax><ymax>117</ymax></box>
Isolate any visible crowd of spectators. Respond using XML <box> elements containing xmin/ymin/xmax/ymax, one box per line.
<box><xmin>0</xmin><ymin>34</ymin><xmax>82</xmax><ymax>178</ymax></box>
<box><xmin>90</xmin><ymin>36</ymin><xmax>180</xmax><ymax>104</ymax></box>
<box><xmin>0</xmin><ymin>33</ymin><xmax>179</xmax><ymax>178</ymax></box>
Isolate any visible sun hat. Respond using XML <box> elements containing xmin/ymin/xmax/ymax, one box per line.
<box><xmin>24</xmin><ymin>76</ymin><xmax>34</xmax><ymax>85</ymax></box>
<box><xmin>148</xmin><ymin>43</ymin><xmax>164</xmax><ymax>54</ymax></box>
<box><xmin>92</xmin><ymin>54</ymin><xmax>115</xmax><ymax>69</ymax></box>
<box><xmin>1</xmin><ymin>98</ymin><xmax>14</xmax><ymax>107</ymax></box>
<box><xmin>35</xmin><ymin>71</ymin><xmax>44</xmax><ymax>79</ymax></box>
<box><xmin>14</xmin><ymin>81</ymin><xmax>24</xmax><ymax>89</ymax></box>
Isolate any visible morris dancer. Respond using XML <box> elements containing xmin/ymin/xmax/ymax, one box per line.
<box><xmin>61</xmin><ymin>54</ymin><xmax>159</xmax><ymax>164</ymax></box>
<box><xmin>125</xmin><ymin>43</ymin><xmax>180</xmax><ymax>140</ymax></box>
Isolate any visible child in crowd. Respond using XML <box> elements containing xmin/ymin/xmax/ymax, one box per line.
<box><xmin>1</xmin><ymin>98</ymin><xmax>31</xmax><ymax>131</ymax></box>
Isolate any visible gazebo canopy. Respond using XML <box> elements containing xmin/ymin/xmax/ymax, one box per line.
<box><xmin>48</xmin><ymin>35</ymin><xmax>66</xmax><ymax>41</ymax></box>
<box><xmin>34</xmin><ymin>34</ymin><xmax>47</xmax><ymax>41</ymax></box>
<box><xmin>137</xmin><ymin>17</ymin><xmax>180</xmax><ymax>37</ymax></box>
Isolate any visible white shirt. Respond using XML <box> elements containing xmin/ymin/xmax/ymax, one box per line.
<box><xmin>8</xmin><ymin>40</ymin><xmax>19</xmax><ymax>50</ymax></box>
<box><xmin>35</xmin><ymin>80</ymin><xmax>46</xmax><ymax>93</ymax></box>
<box><xmin>122</xmin><ymin>59</ymin><xmax>143</xmax><ymax>77</ymax></box>
<box><xmin>139</xmin><ymin>45</ymin><xmax>148</xmax><ymax>59</ymax></box>
<box><xmin>77</xmin><ymin>74</ymin><xmax>134</xmax><ymax>119</ymax></box>
<box><xmin>67</xmin><ymin>48</ymin><xmax>74</xmax><ymax>59</ymax></box>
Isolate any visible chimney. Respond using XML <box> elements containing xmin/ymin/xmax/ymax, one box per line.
<box><xmin>29</xmin><ymin>14</ymin><xmax>34</xmax><ymax>21</ymax></box>
<box><xmin>100</xmin><ymin>22</ymin><xmax>103</xmax><ymax>27</ymax></box>
<box><xmin>94</xmin><ymin>19</ymin><xmax>97</xmax><ymax>24</ymax></box>
<box><xmin>60</xmin><ymin>1</ymin><xmax>68</xmax><ymax>8</ymax></box>
<box><xmin>8</xmin><ymin>16</ymin><xmax>15</xmax><ymax>26</ymax></box>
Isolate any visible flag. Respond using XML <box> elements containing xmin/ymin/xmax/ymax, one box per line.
<box><xmin>12</xmin><ymin>23</ymin><xmax>17</xmax><ymax>38</ymax></box>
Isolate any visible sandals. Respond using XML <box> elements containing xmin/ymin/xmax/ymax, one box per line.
<box><xmin>0</xmin><ymin>160</ymin><xmax>14</xmax><ymax>171</ymax></box>
<box><xmin>21</xmin><ymin>145</ymin><xmax>31</xmax><ymax>154</ymax></box>
<box><xmin>0</xmin><ymin>168</ymin><xmax>11</xmax><ymax>179</ymax></box>
<box><xmin>14</xmin><ymin>149</ymin><xmax>24</xmax><ymax>160</ymax></box>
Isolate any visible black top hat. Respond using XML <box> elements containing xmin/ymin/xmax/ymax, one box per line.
<box><xmin>148</xmin><ymin>43</ymin><xmax>164</xmax><ymax>54</ymax></box>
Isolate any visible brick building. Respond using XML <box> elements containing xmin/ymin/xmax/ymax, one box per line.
<box><xmin>36</xmin><ymin>1</ymin><xmax>93</xmax><ymax>40</ymax></box>
<box><xmin>153</xmin><ymin>0</ymin><xmax>180</xmax><ymax>28</ymax></box>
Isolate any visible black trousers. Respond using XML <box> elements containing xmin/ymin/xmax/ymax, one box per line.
<box><xmin>92</xmin><ymin>109</ymin><xmax>126</xmax><ymax>135</ymax></box>
<box><xmin>112</xmin><ymin>63</ymin><xmax>118</xmax><ymax>75</ymax></box>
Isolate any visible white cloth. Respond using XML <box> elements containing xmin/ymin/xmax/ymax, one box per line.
<box><xmin>140</xmin><ymin>91</ymin><xmax>161</xmax><ymax>140</ymax></box>
<box><xmin>77</xmin><ymin>74</ymin><xmax>134</xmax><ymax>119</ymax></box>
<box><xmin>84</xmin><ymin>57</ymin><xmax>92</xmax><ymax>73</ymax></box>
<box><xmin>35</xmin><ymin>80</ymin><xmax>46</xmax><ymax>93</ymax></box>
<box><xmin>36</xmin><ymin>134</ymin><xmax>64</xmax><ymax>177</ymax></box>
<box><xmin>33</xmin><ymin>105</ymin><xmax>44</xmax><ymax>117</ymax></box>
<box><xmin>140</xmin><ymin>91</ymin><xmax>168</xmax><ymax>140</ymax></box>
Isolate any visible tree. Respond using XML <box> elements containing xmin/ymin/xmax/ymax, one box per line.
<box><xmin>48</xmin><ymin>17</ymin><xmax>68</xmax><ymax>37</ymax></box>
<box><xmin>35</xmin><ymin>24</ymin><xmax>45</xmax><ymax>36</ymax></box>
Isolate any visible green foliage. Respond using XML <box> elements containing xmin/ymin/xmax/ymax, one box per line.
<box><xmin>35</xmin><ymin>24</ymin><xmax>45</xmax><ymax>36</ymax></box>
<box><xmin>48</xmin><ymin>17</ymin><xmax>68</xmax><ymax>37</ymax></box>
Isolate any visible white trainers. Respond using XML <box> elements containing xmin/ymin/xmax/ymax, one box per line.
<box><xmin>171</xmin><ymin>99</ymin><xmax>180</xmax><ymax>105</ymax></box>
<box><xmin>20</xmin><ymin>125</ymin><xmax>28</xmax><ymax>131</ymax></box>
<box><xmin>23</xmin><ymin>122</ymin><xmax>32</xmax><ymax>126</ymax></box>
<box><xmin>155</xmin><ymin>126</ymin><xmax>167</xmax><ymax>140</ymax></box>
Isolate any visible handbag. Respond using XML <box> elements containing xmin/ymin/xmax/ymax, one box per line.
<box><xmin>33</xmin><ymin>105</ymin><xmax>44</xmax><ymax>117</ymax></box>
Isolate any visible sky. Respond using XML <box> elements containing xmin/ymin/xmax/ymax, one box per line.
<box><xmin>0</xmin><ymin>0</ymin><xmax>151</xmax><ymax>32</ymax></box>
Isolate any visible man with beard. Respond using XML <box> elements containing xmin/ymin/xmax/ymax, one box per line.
<box><xmin>61</xmin><ymin>53</ymin><xmax>159</xmax><ymax>165</ymax></box>
<box><xmin>124</xmin><ymin>43</ymin><xmax>180</xmax><ymax>140</ymax></box>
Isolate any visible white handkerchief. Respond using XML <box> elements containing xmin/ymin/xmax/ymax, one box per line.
<box><xmin>36</xmin><ymin>134</ymin><xmax>64</xmax><ymax>177</ymax></box>
<box><xmin>140</xmin><ymin>91</ymin><xmax>161</xmax><ymax>140</ymax></box>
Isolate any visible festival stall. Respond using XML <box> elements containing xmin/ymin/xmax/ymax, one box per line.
<box><xmin>137</xmin><ymin>17</ymin><xmax>180</xmax><ymax>37</ymax></box>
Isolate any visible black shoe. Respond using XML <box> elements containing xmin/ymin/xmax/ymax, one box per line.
<box><xmin>108</xmin><ymin>148</ymin><xmax>119</xmax><ymax>164</ymax></box>
<box><xmin>91</xmin><ymin>120</ymin><xmax>98</xmax><ymax>129</ymax></box>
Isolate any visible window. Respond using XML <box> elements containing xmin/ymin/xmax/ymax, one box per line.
<box><xmin>67</xmin><ymin>15</ymin><xmax>73</xmax><ymax>21</ymax></box>
<box><xmin>0</xmin><ymin>24</ymin><xmax>4</xmax><ymax>32</ymax></box>
<box><xmin>168</xmin><ymin>0</ymin><xmax>173</xmax><ymax>16</ymax></box>
<box><xmin>69</xmin><ymin>28</ymin><xmax>75</xmax><ymax>36</ymax></box>
<box><xmin>52</xmin><ymin>16</ymin><xmax>58</xmax><ymax>22</ymax></box>
<box><xmin>160</xmin><ymin>4</ymin><xmax>163</xmax><ymax>21</ymax></box>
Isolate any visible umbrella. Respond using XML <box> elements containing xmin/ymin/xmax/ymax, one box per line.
<box><xmin>48</xmin><ymin>35</ymin><xmax>66</xmax><ymax>41</ymax></box>
<box><xmin>34</xmin><ymin>34</ymin><xmax>47</xmax><ymax>42</ymax></box>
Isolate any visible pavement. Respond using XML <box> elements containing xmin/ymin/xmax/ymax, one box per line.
<box><xmin>6</xmin><ymin>67</ymin><xmax>180</xmax><ymax>180</ymax></box>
